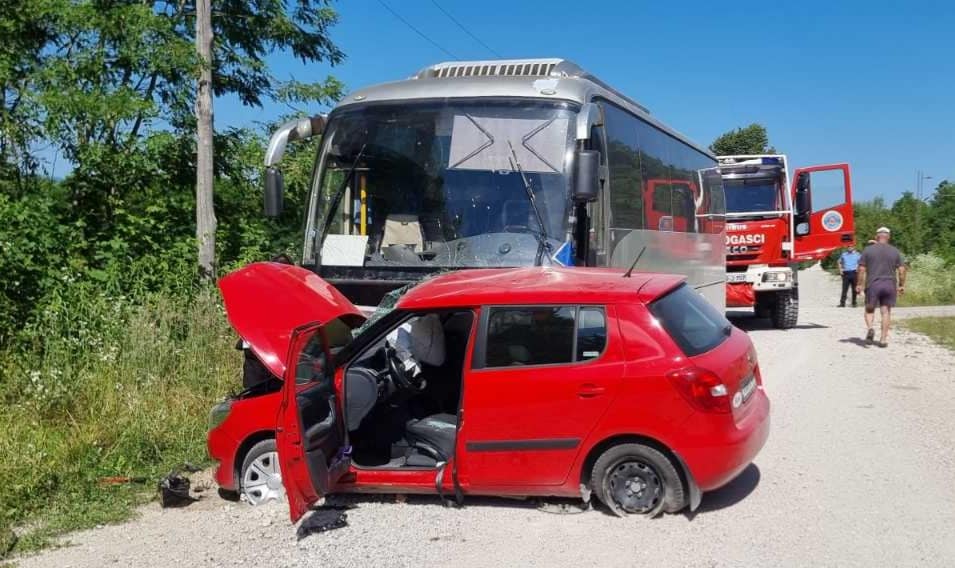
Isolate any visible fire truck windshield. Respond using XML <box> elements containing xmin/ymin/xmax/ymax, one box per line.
<box><xmin>723</xmin><ymin>178</ymin><xmax>781</xmax><ymax>214</ymax></box>
<box><xmin>304</xmin><ymin>99</ymin><xmax>575</xmax><ymax>268</ymax></box>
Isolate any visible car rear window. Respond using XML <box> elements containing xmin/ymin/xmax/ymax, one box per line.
<box><xmin>649</xmin><ymin>284</ymin><xmax>731</xmax><ymax>356</ymax></box>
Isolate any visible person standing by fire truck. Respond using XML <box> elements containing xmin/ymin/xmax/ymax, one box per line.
<box><xmin>838</xmin><ymin>245</ymin><xmax>861</xmax><ymax>307</ymax></box>
<box><xmin>856</xmin><ymin>227</ymin><xmax>906</xmax><ymax>347</ymax></box>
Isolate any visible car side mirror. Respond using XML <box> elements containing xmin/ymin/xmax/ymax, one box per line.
<box><xmin>795</xmin><ymin>222</ymin><xmax>809</xmax><ymax>236</ymax></box>
<box><xmin>265</xmin><ymin>167</ymin><xmax>285</xmax><ymax>218</ymax></box>
<box><xmin>574</xmin><ymin>150</ymin><xmax>600</xmax><ymax>202</ymax></box>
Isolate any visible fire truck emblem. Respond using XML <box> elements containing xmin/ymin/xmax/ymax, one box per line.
<box><xmin>822</xmin><ymin>210</ymin><xmax>843</xmax><ymax>232</ymax></box>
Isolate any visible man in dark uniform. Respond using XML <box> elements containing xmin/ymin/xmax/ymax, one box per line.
<box><xmin>856</xmin><ymin>227</ymin><xmax>906</xmax><ymax>347</ymax></box>
<box><xmin>838</xmin><ymin>244</ymin><xmax>861</xmax><ymax>307</ymax></box>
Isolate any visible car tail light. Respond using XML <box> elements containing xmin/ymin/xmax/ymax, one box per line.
<box><xmin>666</xmin><ymin>367</ymin><xmax>732</xmax><ymax>414</ymax></box>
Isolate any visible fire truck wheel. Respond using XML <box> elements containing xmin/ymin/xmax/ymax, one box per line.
<box><xmin>770</xmin><ymin>290</ymin><xmax>799</xmax><ymax>329</ymax></box>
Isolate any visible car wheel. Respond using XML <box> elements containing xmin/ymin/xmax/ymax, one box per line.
<box><xmin>240</xmin><ymin>439</ymin><xmax>284</xmax><ymax>506</ymax></box>
<box><xmin>591</xmin><ymin>443</ymin><xmax>686</xmax><ymax>517</ymax></box>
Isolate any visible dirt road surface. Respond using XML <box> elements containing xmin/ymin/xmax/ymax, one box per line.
<box><xmin>17</xmin><ymin>267</ymin><xmax>955</xmax><ymax>568</ymax></box>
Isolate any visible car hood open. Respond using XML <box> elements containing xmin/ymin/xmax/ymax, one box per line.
<box><xmin>219</xmin><ymin>262</ymin><xmax>364</xmax><ymax>378</ymax></box>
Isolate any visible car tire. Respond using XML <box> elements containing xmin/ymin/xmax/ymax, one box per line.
<box><xmin>770</xmin><ymin>289</ymin><xmax>798</xmax><ymax>329</ymax></box>
<box><xmin>239</xmin><ymin>439</ymin><xmax>284</xmax><ymax>506</ymax></box>
<box><xmin>591</xmin><ymin>443</ymin><xmax>686</xmax><ymax>517</ymax></box>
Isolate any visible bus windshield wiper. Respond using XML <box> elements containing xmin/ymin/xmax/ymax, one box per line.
<box><xmin>318</xmin><ymin>143</ymin><xmax>367</xmax><ymax>257</ymax></box>
<box><xmin>506</xmin><ymin>140</ymin><xmax>550</xmax><ymax>266</ymax></box>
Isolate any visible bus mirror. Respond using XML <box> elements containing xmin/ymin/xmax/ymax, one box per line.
<box><xmin>264</xmin><ymin>167</ymin><xmax>285</xmax><ymax>217</ymax></box>
<box><xmin>265</xmin><ymin>115</ymin><xmax>327</xmax><ymax>167</ymax></box>
<box><xmin>574</xmin><ymin>150</ymin><xmax>600</xmax><ymax>202</ymax></box>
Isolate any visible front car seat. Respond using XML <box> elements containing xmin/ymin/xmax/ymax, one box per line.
<box><xmin>404</xmin><ymin>413</ymin><xmax>457</xmax><ymax>461</ymax></box>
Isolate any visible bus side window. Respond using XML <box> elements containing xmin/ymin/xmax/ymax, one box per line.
<box><xmin>600</xmin><ymin>102</ymin><xmax>645</xmax><ymax>234</ymax></box>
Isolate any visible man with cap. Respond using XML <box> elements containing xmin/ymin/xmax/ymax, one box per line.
<box><xmin>855</xmin><ymin>227</ymin><xmax>906</xmax><ymax>347</ymax></box>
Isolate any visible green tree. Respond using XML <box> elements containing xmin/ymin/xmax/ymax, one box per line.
<box><xmin>926</xmin><ymin>180</ymin><xmax>955</xmax><ymax>262</ymax></box>
<box><xmin>710</xmin><ymin>123</ymin><xmax>777</xmax><ymax>155</ymax></box>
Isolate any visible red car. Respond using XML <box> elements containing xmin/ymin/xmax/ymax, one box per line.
<box><xmin>215</xmin><ymin>262</ymin><xmax>770</xmax><ymax>520</ymax></box>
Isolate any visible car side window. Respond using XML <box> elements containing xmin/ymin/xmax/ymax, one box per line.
<box><xmin>483</xmin><ymin>306</ymin><xmax>607</xmax><ymax>368</ymax></box>
<box><xmin>576</xmin><ymin>307</ymin><xmax>606</xmax><ymax>361</ymax></box>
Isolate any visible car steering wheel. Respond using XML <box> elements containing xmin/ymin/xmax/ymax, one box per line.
<box><xmin>386</xmin><ymin>344</ymin><xmax>426</xmax><ymax>394</ymax></box>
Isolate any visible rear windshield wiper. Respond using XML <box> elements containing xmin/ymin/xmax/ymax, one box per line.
<box><xmin>506</xmin><ymin>140</ymin><xmax>550</xmax><ymax>265</ymax></box>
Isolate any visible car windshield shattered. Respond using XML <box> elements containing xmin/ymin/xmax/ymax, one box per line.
<box><xmin>304</xmin><ymin>99</ymin><xmax>577</xmax><ymax>269</ymax></box>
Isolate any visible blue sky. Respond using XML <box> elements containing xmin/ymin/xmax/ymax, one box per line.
<box><xmin>218</xmin><ymin>0</ymin><xmax>955</xmax><ymax>203</ymax></box>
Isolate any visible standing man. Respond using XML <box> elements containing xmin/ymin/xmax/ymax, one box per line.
<box><xmin>838</xmin><ymin>244</ymin><xmax>861</xmax><ymax>307</ymax></box>
<box><xmin>856</xmin><ymin>227</ymin><xmax>906</xmax><ymax>347</ymax></box>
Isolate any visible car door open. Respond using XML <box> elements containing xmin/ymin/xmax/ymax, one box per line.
<box><xmin>791</xmin><ymin>163</ymin><xmax>855</xmax><ymax>261</ymax></box>
<box><xmin>277</xmin><ymin>322</ymin><xmax>350</xmax><ymax>522</ymax></box>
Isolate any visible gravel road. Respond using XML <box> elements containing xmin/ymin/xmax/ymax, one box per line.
<box><xmin>17</xmin><ymin>267</ymin><xmax>955</xmax><ymax>568</ymax></box>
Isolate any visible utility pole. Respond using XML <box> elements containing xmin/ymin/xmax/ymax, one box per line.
<box><xmin>914</xmin><ymin>170</ymin><xmax>933</xmax><ymax>252</ymax></box>
<box><xmin>195</xmin><ymin>0</ymin><xmax>216</xmax><ymax>279</ymax></box>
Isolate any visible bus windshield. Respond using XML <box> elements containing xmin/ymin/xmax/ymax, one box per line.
<box><xmin>305</xmin><ymin>99</ymin><xmax>576</xmax><ymax>268</ymax></box>
<box><xmin>723</xmin><ymin>178</ymin><xmax>781</xmax><ymax>214</ymax></box>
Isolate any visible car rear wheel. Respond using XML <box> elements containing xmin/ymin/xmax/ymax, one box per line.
<box><xmin>591</xmin><ymin>443</ymin><xmax>685</xmax><ymax>517</ymax></box>
<box><xmin>240</xmin><ymin>439</ymin><xmax>284</xmax><ymax>506</ymax></box>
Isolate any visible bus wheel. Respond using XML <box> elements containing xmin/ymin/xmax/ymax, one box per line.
<box><xmin>771</xmin><ymin>290</ymin><xmax>798</xmax><ymax>329</ymax></box>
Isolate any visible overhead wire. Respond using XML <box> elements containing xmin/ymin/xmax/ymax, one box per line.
<box><xmin>376</xmin><ymin>0</ymin><xmax>460</xmax><ymax>60</ymax></box>
<box><xmin>428</xmin><ymin>0</ymin><xmax>503</xmax><ymax>58</ymax></box>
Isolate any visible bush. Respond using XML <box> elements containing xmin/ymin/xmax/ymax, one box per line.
<box><xmin>0</xmin><ymin>278</ymin><xmax>238</xmax><ymax>553</ymax></box>
<box><xmin>902</xmin><ymin>253</ymin><xmax>955</xmax><ymax>306</ymax></box>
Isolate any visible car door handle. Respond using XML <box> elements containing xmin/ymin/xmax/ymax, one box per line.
<box><xmin>578</xmin><ymin>383</ymin><xmax>606</xmax><ymax>398</ymax></box>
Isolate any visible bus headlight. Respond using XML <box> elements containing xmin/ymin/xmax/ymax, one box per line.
<box><xmin>762</xmin><ymin>271</ymin><xmax>791</xmax><ymax>282</ymax></box>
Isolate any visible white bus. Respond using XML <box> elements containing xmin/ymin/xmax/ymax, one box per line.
<box><xmin>264</xmin><ymin>58</ymin><xmax>726</xmax><ymax>308</ymax></box>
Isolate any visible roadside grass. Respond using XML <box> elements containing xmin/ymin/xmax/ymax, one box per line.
<box><xmin>900</xmin><ymin>317</ymin><xmax>955</xmax><ymax>351</ymax></box>
<box><xmin>898</xmin><ymin>254</ymin><xmax>955</xmax><ymax>307</ymax></box>
<box><xmin>0</xmin><ymin>285</ymin><xmax>237</xmax><ymax>558</ymax></box>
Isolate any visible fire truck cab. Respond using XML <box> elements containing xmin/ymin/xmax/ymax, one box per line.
<box><xmin>719</xmin><ymin>155</ymin><xmax>854</xmax><ymax>328</ymax></box>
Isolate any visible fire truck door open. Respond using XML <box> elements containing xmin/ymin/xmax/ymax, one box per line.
<box><xmin>792</xmin><ymin>163</ymin><xmax>854</xmax><ymax>262</ymax></box>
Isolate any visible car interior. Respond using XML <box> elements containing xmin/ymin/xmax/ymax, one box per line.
<box><xmin>344</xmin><ymin>310</ymin><xmax>474</xmax><ymax>468</ymax></box>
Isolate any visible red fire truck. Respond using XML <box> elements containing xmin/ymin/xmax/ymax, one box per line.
<box><xmin>719</xmin><ymin>155</ymin><xmax>854</xmax><ymax>328</ymax></box>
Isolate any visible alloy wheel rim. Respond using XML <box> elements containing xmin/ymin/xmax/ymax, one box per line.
<box><xmin>242</xmin><ymin>450</ymin><xmax>283</xmax><ymax>506</ymax></box>
<box><xmin>607</xmin><ymin>460</ymin><xmax>662</xmax><ymax>514</ymax></box>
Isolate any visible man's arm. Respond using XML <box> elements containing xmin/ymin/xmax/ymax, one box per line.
<box><xmin>897</xmin><ymin>265</ymin><xmax>906</xmax><ymax>294</ymax></box>
<box><xmin>838</xmin><ymin>254</ymin><xmax>844</xmax><ymax>275</ymax></box>
<box><xmin>856</xmin><ymin>265</ymin><xmax>866</xmax><ymax>293</ymax></box>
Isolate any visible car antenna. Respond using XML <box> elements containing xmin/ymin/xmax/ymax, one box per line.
<box><xmin>622</xmin><ymin>246</ymin><xmax>647</xmax><ymax>278</ymax></box>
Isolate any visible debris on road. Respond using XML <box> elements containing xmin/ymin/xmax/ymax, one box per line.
<box><xmin>296</xmin><ymin>506</ymin><xmax>349</xmax><ymax>540</ymax></box>
<box><xmin>158</xmin><ymin>464</ymin><xmax>203</xmax><ymax>508</ymax></box>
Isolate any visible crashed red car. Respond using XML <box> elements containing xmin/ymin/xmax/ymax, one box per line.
<box><xmin>217</xmin><ymin>262</ymin><xmax>770</xmax><ymax>520</ymax></box>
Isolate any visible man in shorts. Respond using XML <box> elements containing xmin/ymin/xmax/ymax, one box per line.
<box><xmin>855</xmin><ymin>227</ymin><xmax>906</xmax><ymax>347</ymax></box>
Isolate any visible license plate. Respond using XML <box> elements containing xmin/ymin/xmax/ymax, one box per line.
<box><xmin>740</xmin><ymin>374</ymin><xmax>757</xmax><ymax>403</ymax></box>
<box><xmin>727</xmin><ymin>273</ymin><xmax>748</xmax><ymax>283</ymax></box>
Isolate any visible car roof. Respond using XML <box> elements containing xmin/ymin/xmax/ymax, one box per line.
<box><xmin>395</xmin><ymin>267</ymin><xmax>686</xmax><ymax>311</ymax></box>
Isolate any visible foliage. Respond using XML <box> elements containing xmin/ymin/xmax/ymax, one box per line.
<box><xmin>899</xmin><ymin>253</ymin><xmax>955</xmax><ymax>306</ymax></box>
<box><xmin>709</xmin><ymin>123</ymin><xmax>776</xmax><ymax>155</ymax></box>
<box><xmin>900</xmin><ymin>316</ymin><xmax>955</xmax><ymax>351</ymax></box>
<box><xmin>0</xmin><ymin>280</ymin><xmax>236</xmax><ymax>555</ymax></box>
<box><xmin>0</xmin><ymin>0</ymin><xmax>346</xmax><ymax>551</ymax></box>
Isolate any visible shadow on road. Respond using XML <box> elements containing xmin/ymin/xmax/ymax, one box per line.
<box><xmin>839</xmin><ymin>337</ymin><xmax>872</xmax><ymax>348</ymax></box>
<box><xmin>685</xmin><ymin>463</ymin><xmax>761</xmax><ymax>519</ymax></box>
<box><xmin>320</xmin><ymin>465</ymin><xmax>763</xmax><ymax>519</ymax></box>
<box><xmin>728</xmin><ymin>315</ymin><xmax>828</xmax><ymax>332</ymax></box>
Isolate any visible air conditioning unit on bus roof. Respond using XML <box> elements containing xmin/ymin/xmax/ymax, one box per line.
<box><xmin>414</xmin><ymin>58</ymin><xmax>584</xmax><ymax>80</ymax></box>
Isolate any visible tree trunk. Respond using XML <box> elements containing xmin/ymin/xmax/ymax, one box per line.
<box><xmin>195</xmin><ymin>0</ymin><xmax>216</xmax><ymax>279</ymax></box>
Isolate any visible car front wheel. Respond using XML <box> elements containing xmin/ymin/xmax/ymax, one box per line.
<box><xmin>591</xmin><ymin>443</ymin><xmax>686</xmax><ymax>516</ymax></box>
<box><xmin>240</xmin><ymin>439</ymin><xmax>284</xmax><ymax>506</ymax></box>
